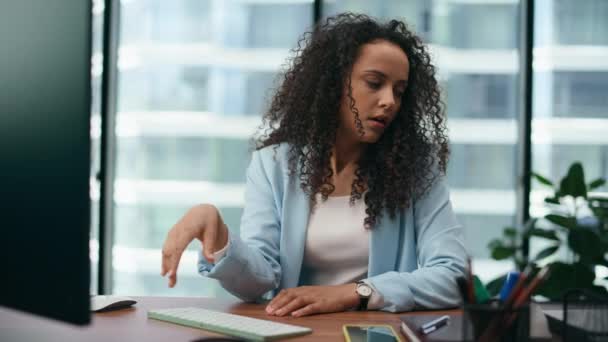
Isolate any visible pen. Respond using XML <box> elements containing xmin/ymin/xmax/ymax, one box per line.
<box><xmin>511</xmin><ymin>266</ymin><xmax>550</xmax><ymax>309</ymax></box>
<box><xmin>498</xmin><ymin>271</ymin><xmax>520</xmax><ymax>302</ymax></box>
<box><xmin>482</xmin><ymin>266</ymin><xmax>551</xmax><ymax>342</ymax></box>
<box><xmin>420</xmin><ymin>315</ymin><xmax>450</xmax><ymax>335</ymax></box>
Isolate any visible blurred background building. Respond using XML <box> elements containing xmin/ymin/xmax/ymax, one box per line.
<box><xmin>90</xmin><ymin>0</ymin><xmax>608</xmax><ymax>297</ymax></box>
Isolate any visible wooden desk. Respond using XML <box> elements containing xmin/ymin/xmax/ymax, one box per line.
<box><xmin>0</xmin><ymin>296</ymin><xmax>456</xmax><ymax>341</ymax></box>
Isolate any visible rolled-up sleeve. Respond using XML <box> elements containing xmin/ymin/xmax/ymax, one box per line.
<box><xmin>197</xmin><ymin>150</ymin><xmax>282</xmax><ymax>302</ymax></box>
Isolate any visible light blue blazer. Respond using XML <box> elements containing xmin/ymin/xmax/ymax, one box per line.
<box><xmin>198</xmin><ymin>143</ymin><xmax>467</xmax><ymax>312</ymax></box>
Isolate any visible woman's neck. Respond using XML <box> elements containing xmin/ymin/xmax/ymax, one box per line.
<box><xmin>330</xmin><ymin>137</ymin><xmax>365</xmax><ymax>176</ymax></box>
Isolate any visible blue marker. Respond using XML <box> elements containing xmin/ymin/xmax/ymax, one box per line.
<box><xmin>499</xmin><ymin>271</ymin><xmax>520</xmax><ymax>302</ymax></box>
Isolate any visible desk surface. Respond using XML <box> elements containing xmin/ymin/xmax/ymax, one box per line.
<box><xmin>0</xmin><ymin>296</ymin><xmax>557</xmax><ymax>341</ymax></box>
<box><xmin>0</xmin><ymin>296</ymin><xmax>457</xmax><ymax>341</ymax></box>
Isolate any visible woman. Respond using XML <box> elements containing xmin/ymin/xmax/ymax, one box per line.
<box><xmin>161</xmin><ymin>13</ymin><xmax>467</xmax><ymax>317</ymax></box>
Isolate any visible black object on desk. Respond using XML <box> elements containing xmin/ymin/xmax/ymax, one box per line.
<box><xmin>463</xmin><ymin>302</ymin><xmax>530</xmax><ymax>342</ymax></box>
<box><xmin>545</xmin><ymin>288</ymin><xmax>608</xmax><ymax>342</ymax></box>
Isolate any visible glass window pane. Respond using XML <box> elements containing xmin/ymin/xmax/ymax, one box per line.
<box><xmin>552</xmin><ymin>0</ymin><xmax>608</xmax><ymax>45</ymax></box>
<box><xmin>111</xmin><ymin>0</ymin><xmax>312</xmax><ymax>297</ymax></box>
<box><xmin>448</xmin><ymin>145</ymin><xmax>517</xmax><ymax>190</ymax></box>
<box><xmin>446</xmin><ymin>74</ymin><xmax>518</xmax><ymax>119</ymax></box>
<box><xmin>324</xmin><ymin>0</ymin><xmax>422</xmax><ymax>28</ymax></box>
<box><xmin>531</xmin><ymin>0</ymin><xmax>608</xmax><ymax>272</ymax></box>
<box><xmin>431</xmin><ymin>3</ymin><xmax>518</xmax><ymax>50</ymax></box>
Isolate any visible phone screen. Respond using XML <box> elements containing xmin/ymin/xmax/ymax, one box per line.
<box><xmin>344</xmin><ymin>325</ymin><xmax>400</xmax><ymax>342</ymax></box>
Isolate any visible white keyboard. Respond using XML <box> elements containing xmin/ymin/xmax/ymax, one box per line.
<box><xmin>148</xmin><ymin>307</ymin><xmax>312</xmax><ymax>341</ymax></box>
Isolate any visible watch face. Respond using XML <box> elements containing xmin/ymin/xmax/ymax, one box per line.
<box><xmin>357</xmin><ymin>284</ymin><xmax>372</xmax><ymax>297</ymax></box>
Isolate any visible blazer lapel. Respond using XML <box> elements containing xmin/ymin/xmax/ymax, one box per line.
<box><xmin>280</xmin><ymin>179</ymin><xmax>310</xmax><ymax>289</ymax></box>
<box><xmin>369</xmin><ymin>210</ymin><xmax>401</xmax><ymax>276</ymax></box>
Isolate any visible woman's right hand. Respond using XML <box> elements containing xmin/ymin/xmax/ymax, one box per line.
<box><xmin>161</xmin><ymin>204</ymin><xmax>229</xmax><ymax>288</ymax></box>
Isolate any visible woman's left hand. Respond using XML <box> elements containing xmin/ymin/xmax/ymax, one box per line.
<box><xmin>265</xmin><ymin>284</ymin><xmax>360</xmax><ymax>317</ymax></box>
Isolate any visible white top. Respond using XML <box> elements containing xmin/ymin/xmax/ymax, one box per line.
<box><xmin>299</xmin><ymin>194</ymin><xmax>369</xmax><ymax>286</ymax></box>
<box><xmin>213</xmin><ymin>195</ymin><xmax>382</xmax><ymax>310</ymax></box>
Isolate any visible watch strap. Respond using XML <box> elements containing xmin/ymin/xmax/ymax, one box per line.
<box><xmin>357</xmin><ymin>295</ymin><xmax>370</xmax><ymax>311</ymax></box>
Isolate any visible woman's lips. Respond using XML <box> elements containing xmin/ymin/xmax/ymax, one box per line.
<box><xmin>368</xmin><ymin>118</ymin><xmax>387</xmax><ymax>129</ymax></box>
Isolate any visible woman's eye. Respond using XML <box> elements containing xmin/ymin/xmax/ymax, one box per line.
<box><xmin>366</xmin><ymin>81</ymin><xmax>381</xmax><ymax>89</ymax></box>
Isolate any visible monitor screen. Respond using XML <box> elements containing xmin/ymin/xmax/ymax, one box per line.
<box><xmin>0</xmin><ymin>0</ymin><xmax>91</xmax><ymax>325</ymax></box>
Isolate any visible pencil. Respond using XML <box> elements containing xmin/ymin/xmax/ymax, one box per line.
<box><xmin>500</xmin><ymin>266</ymin><xmax>551</xmax><ymax>336</ymax></box>
<box><xmin>511</xmin><ymin>266</ymin><xmax>550</xmax><ymax>309</ymax></box>
<box><xmin>466</xmin><ymin>256</ymin><xmax>475</xmax><ymax>304</ymax></box>
<box><xmin>456</xmin><ymin>276</ymin><xmax>469</xmax><ymax>304</ymax></box>
<box><xmin>477</xmin><ymin>265</ymin><xmax>540</xmax><ymax>342</ymax></box>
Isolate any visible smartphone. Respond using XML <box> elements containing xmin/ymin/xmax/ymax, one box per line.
<box><xmin>343</xmin><ymin>324</ymin><xmax>403</xmax><ymax>342</ymax></box>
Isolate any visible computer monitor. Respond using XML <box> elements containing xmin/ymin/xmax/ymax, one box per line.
<box><xmin>0</xmin><ymin>0</ymin><xmax>92</xmax><ymax>324</ymax></box>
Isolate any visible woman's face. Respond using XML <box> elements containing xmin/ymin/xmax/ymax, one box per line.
<box><xmin>337</xmin><ymin>39</ymin><xmax>410</xmax><ymax>144</ymax></box>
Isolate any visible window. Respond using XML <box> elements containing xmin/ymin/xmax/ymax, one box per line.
<box><xmin>530</xmin><ymin>0</ymin><xmax>608</xmax><ymax>262</ymax></box>
<box><xmin>93</xmin><ymin>0</ymin><xmax>607</xmax><ymax>295</ymax></box>
<box><xmin>106</xmin><ymin>0</ymin><xmax>313</xmax><ymax>296</ymax></box>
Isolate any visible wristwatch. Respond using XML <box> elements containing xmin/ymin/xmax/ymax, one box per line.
<box><xmin>355</xmin><ymin>281</ymin><xmax>373</xmax><ymax>311</ymax></box>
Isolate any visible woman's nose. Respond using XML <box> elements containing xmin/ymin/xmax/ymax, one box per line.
<box><xmin>378</xmin><ymin>87</ymin><xmax>396</xmax><ymax>110</ymax></box>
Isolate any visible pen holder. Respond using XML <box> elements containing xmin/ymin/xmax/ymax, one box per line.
<box><xmin>462</xmin><ymin>302</ymin><xmax>530</xmax><ymax>342</ymax></box>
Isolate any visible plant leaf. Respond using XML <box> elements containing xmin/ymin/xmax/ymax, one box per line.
<box><xmin>588</xmin><ymin>286</ymin><xmax>608</xmax><ymax>297</ymax></box>
<box><xmin>532</xmin><ymin>172</ymin><xmax>554</xmax><ymax>187</ymax></box>
<box><xmin>486</xmin><ymin>274</ymin><xmax>508</xmax><ymax>297</ymax></box>
<box><xmin>545</xmin><ymin>214</ymin><xmax>577</xmax><ymax>229</ymax></box>
<box><xmin>588</xmin><ymin>178</ymin><xmax>606</xmax><ymax>190</ymax></box>
<box><xmin>596</xmin><ymin>258</ymin><xmax>608</xmax><ymax>268</ymax></box>
<box><xmin>533</xmin><ymin>245</ymin><xmax>559</xmax><ymax>261</ymax></box>
<box><xmin>488</xmin><ymin>239</ymin><xmax>504</xmax><ymax>250</ymax></box>
<box><xmin>589</xmin><ymin>196</ymin><xmax>608</xmax><ymax>204</ymax></box>
<box><xmin>589</xmin><ymin>197</ymin><xmax>608</xmax><ymax>221</ymax></box>
<box><xmin>568</xmin><ymin>228</ymin><xmax>603</xmax><ymax>261</ymax></box>
<box><xmin>503</xmin><ymin>227</ymin><xmax>517</xmax><ymax>238</ymax></box>
<box><xmin>544</xmin><ymin>197</ymin><xmax>560</xmax><ymax>205</ymax></box>
<box><xmin>529</xmin><ymin>228</ymin><xmax>560</xmax><ymax>241</ymax></box>
<box><xmin>559</xmin><ymin>162</ymin><xmax>587</xmax><ymax>198</ymax></box>
<box><xmin>491</xmin><ymin>246</ymin><xmax>516</xmax><ymax>260</ymax></box>
<box><xmin>535</xmin><ymin>262</ymin><xmax>595</xmax><ymax>300</ymax></box>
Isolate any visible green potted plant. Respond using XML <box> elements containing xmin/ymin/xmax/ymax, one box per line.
<box><xmin>487</xmin><ymin>162</ymin><xmax>608</xmax><ymax>300</ymax></box>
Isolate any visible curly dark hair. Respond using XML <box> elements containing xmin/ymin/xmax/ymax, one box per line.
<box><xmin>255</xmin><ymin>13</ymin><xmax>449</xmax><ymax>228</ymax></box>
